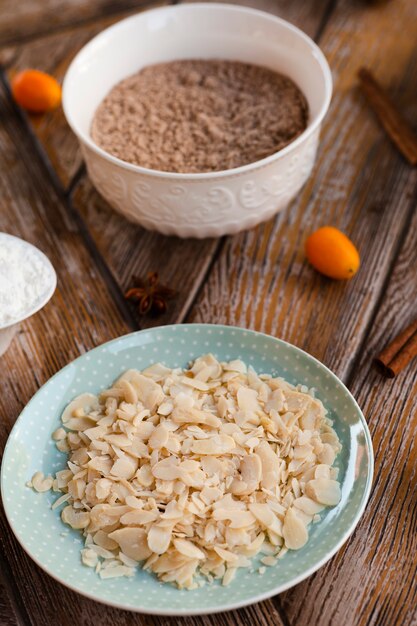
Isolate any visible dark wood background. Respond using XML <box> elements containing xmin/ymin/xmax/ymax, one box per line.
<box><xmin>0</xmin><ymin>0</ymin><xmax>416</xmax><ymax>624</ymax></box>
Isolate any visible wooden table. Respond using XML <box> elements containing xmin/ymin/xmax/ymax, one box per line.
<box><xmin>0</xmin><ymin>0</ymin><xmax>416</xmax><ymax>624</ymax></box>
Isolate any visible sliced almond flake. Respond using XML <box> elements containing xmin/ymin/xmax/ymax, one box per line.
<box><xmin>222</xmin><ymin>567</ymin><xmax>237</xmax><ymax>586</ymax></box>
<box><xmin>172</xmin><ymin>406</ymin><xmax>221</xmax><ymax>429</ymax></box>
<box><xmin>110</xmin><ymin>456</ymin><xmax>138</xmax><ymax>480</ymax></box>
<box><xmin>293</xmin><ymin>496</ymin><xmax>325</xmax><ymax>515</ymax></box>
<box><xmin>120</xmin><ymin>509</ymin><xmax>158</xmax><ymax>525</ymax></box>
<box><xmin>179</xmin><ymin>377</ymin><xmax>211</xmax><ymax>391</ymax></box>
<box><xmin>99</xmin><ymin>565</ymin><xmax>135</xmax><ymax>579</ymax></box>
<box><xmin>88</xmin><ymin>544</ymin><xmax>115</xmax><ymax>559</ymax></box>
<box><xmin>62</xmin><ymin>394</ymin><xmax>99</xmax><ymax>423</ymax></box>
<box><xmin>125</xmin><ymin>495</ymin><xmax>144</xmax><ymax>509</ymax></box>
<box><xmin>142</xmin><ymin>363</ymin><xmax>172</xmax><ymax>381</ymax></box>
<box><xmin>31</xmin><ymin>472</ymin><xmax>53</xmax><ymax>493</ymax></box>
<box><xmin>256</xmin><ymin>440</ymin><xmax>280</xmax><ymax>490</ymax></box>
<box><xmin>266</xmin><ymin>499</ymin><xmax>286</xmax><ymax>518</ymax></box>
<box><xmin>148</xmin><ymin>424</ymin><xmax>169</xmax><ymax>450</ymax></box>
<box><xmin>151</xmin><ymin>552</ymin><xmax>189</xmax><ymax>573</ymax></box>
<box><xmin>305</xmin><ymin>478</ymin><xmax>341</xmax><ymax>506</ymax></box>
<box><xmin>191</xmin><ymin>434</ymin><xmax>235</xmax><ymax>456</ymax></box>
<box><xmin>282</xmin><ymin>508</ymin><xmax>308</xmax><ymax>550</ymax></box>
<box><xmin>213</xmin><ymin>494</ymin><xmax>246</xmax><ymax>511</ymax></box>
<box><xmin>237</xmin><ymin>386</ymin><xmax>261</xmax><ymax>413</ymax></box>
<box><xmin>249</xmin><ymin>503</ymin><xmax>274</xmax><ymax>527</ymax></box>
<box><xmin>93</xmin><ymin>530</ymin><xmax>118</xmax><ymax>550</ymax></box>
<box><xmin>260</xmin><ymin>542</ymin><xmax>276</xmax><ymax>556</ymax></box>
<box><xmin>234</xmin><ymin>555</ymin><xmax>251</xmax><ymax>568</ymax></box>
<box><xmin>65</xmin><ymin>416</ymin><xmax>97</xmax><ymax>432</ymax></box>
<box><xmin>143</xmin><ymin>553</ymin><xmax>159</xmax><ymax>570</ymax></box>
<box><xmin>157</xmin><ymin>402</ymin><xmax>174</xmax><ymax>416</ymax></box>
<box><xmin>51</xmin><ymin>493</ymin><xmax>72</xmax><ymax>510</ymax></box>
<box><xmin>293</xmin><ymin>508</ymin><xmax>313</xmax><ymax>526</ymax></box>
<box><xmin>160</xmin><ymin>501</ymin><xmax>184</xmax><ymax>520</ymax></box>
<box><xmin>240</xmin><ymin>531</ymin><xmax>265</xmax><ymax>557</ymax></box>
<box><xmin>317</xmin><ymin>443</ymin><xmax>336</xmax><ymax>465</ymax></box>
<box><xmin>147</xmin><ymin>524</ymin><xmax>172</xmax><ymax>554</ymax></box>
<box><xmin>119</xmin><ymin>551</ymin><xmax>139</xmax><ymax>567</ymax></box>
<box><xmin>261</xmin><ymin>556</ymin><xmax>277</xmax><ymax>567</ymax></box>
<box><xmin>117</xmin><ymin>380</ymin><xmax>138</xmax><ymax>405</ymax></box>
<box><xmin>212</xmin><ymin>509</ymin><xmax>255</xmax><ymax>528</ymax></box>
<box><xmin>223</xmin><ymin>360</ymin><xmax>247</xmax><ymax>374</ymax></box>
<box><xmin>104</xmin><ymin>434</ymin><xmax>132</xmax><ymax>447</ymax></box>
<box><xmin>213</xmin><ymin>546</ymin><xmax>239</xmax><ymax>563</ymax></box>
<box><xmin>108</xmin><ymin>527</ymin><xmax>152</xmax><ymax>561</ymax></box>
<box><xmin>100</xmin><ymin>388</ymin><xmax>124</xmax><ymax>401</ymax></box>
<box><xmin>277</xmin><ymin>546</ymin><xmax>288</xmax><ymax>559</ymax></box>
<box><xmin>117</xmin><ymin>371</ymin><xmax>164</xmax><ymax>410</ymax></box>
<box><xmin>151</xmin><ymin>456</ymin><xmax>179</xmax><ymax>481</ymax></box>
<box><xmin>81</xmin><ymin>548</ymin><xmax>99</xmax><ymax>568</ymax></box>
<box><xmin>52</xmin><ymin>427</ymin><xmax>67</xmax><ymax>441</ymax></box>
<box><xmin>174</xmin><ymin>538</ymin><xmax>205</xmax><ymax>560</ymax></box>
<box><xmin>240</xmin><ymin>453</ymin><xmax>262</xmax><ymax>484</ymax></box>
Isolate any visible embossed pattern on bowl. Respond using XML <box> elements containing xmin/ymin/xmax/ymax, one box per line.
<box><xmin>63</xmin><ymin>4</ymin><xmax>332</xmax><ymax>237</ymax></box>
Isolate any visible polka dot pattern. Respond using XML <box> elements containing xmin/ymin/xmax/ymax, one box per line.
<box><xmin>0</xmin><ymin>324</ymin><xmax>373</xmax><ymax>615</ymax></box>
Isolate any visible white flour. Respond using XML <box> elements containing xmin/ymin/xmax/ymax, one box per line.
<box><xmin>0</xmin><ymin>233</ymin><xmax>56</xmax><ymax>327</ymax></box>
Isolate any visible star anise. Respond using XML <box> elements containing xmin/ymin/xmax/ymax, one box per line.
<box><xmin>124</xmin><ymin>272</ymin><xmax>176</xmax><ymax>316</ymax></box>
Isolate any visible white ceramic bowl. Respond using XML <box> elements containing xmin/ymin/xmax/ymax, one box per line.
<box><xmin>63</xmin><ymin>3</ymin><xmax>332</xmax><ymax>238</ymax></box>
<box><xmin>0</xmin><ymin>233</ymin><xmax>56</xmax><ymax>356</ymax></box>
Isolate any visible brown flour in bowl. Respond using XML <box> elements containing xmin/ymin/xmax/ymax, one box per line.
<box><xmin>91</xmin><ymin>59</ymin><xmax>309</xmax><ymax>174</ymax></box>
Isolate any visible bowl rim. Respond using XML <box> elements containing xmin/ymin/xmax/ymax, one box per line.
<box><xmin>0</xmin><ymin>232</ymin><xmax>57</xmax><ymax>331</ymax></box>
<box><xmin>1</xmin><ymin>323</ymin><xmax>373</xmax><ymax>616</ymax></box>
<box><xmin>62</xmin><ymin>2</ymin><xmax>333</xmax><ymax>180</ymax></box>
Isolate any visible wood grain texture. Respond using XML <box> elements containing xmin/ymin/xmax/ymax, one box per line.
<box><xmin>71</xmin><ymin>177</ymin><xmax>219</xmax><ymax>330</ymax></box>
<box><xmin>184</xmin><ymin>0</ymin><xmax>417</xmax><ymax>623</ymax></box>
<box><xmin>0</xmin><ymin>79</ymin><xmax>142</xmax><ymax>626</ymax></box>
<box><xmin>1</xmin><ymin>0</ymin><xmax>416</xmax><ymax>623</ymax></box>
<box><xmin>280</xmin><ymin>193</ymin><xmax>417</xmax><ymax>626</ymax></box>
<box><xmin>1</xmin><ymin>0</ymin><xmax>329</xmax><ymax>190</ymax></box>
<box><xmin>186</xmin><ymin>0</ymin><xmax>332</xmax><ymax>38</ymax></box>
<box><xmin>0</xmin><ymin>0</ymin><xmax>156</xmax><ymax>46</ymax></box>
<box><xmin>188</xmin><ymin>0</ymin><xmax>417</xmax><ymax>380</ymax></box>
<box><xmin>0</xmin><ymin>56</ymin><xmax>285</xmax><ymax>626</ymax></box>
<box><xmin>0</xmin><ymin>2</ymin><xmax>332</xmax><ymax>624</ymax></box>
<box><xmin>1</xmin><ymin>3</ymin><xmax>167</xmax><ymax>188</ymax></box>
<box><xmin>0</xmin><ymin>554</ymin><xmax>23</xmax><ymax>626</ymax></box>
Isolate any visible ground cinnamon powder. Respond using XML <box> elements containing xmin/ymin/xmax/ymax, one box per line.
<box><xmin>91</xmin><ymin>59</ymin><xmax>309</xmax><ymax>174</ymax></box>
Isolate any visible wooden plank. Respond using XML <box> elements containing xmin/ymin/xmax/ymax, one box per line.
<box><xmin>187</xmin><ymin>0</ymin><xmax>417</xmax><ymax>380</ymax></box>
<box><xmin>0</xmin><ymin>0</ymin><xmax>155</xmax><ymax>46</ymax></box>
<box><xmin>280</xmin><ymin>190</ymin><xmax>417</xmax><ymax>626</ymax></box>
<box><xmin>0</xmin><ymin>74</ymin><xmax>286</xmax><ymax>626</ymax></box>
<box><xmin>0</xmin><ymin>1</ymin><xmax>333</xmax><ymax>623</ymax></box>
<box><xmin>186</xmin><ymin>0</ymin><xmax>331</xmax><ymax>38</ymax></box>
<box><xmin>71</xmin><ymin>178</ymin><xmax>219</xmax><ymax>330</ymax></box>
<box><xmin>2</xmin><ymin>3</ymin><xmax>167</xmax><ymax>189</ymax></box>
<box><xmin>1</xmin><ymin>0</ymin><xmax>329</xmax><ymax>188</ymax></box>
<box><xmin>0</xmin><ymin>555</ymin><xmax>22</xmax><ymax>626</ymax></box>
<box><xmin>1</xmin><ymin>0</ymin><xmax>332</xmax><ymax>335</ymax></box>
<box><xmin>183</xmin><ymin>0</ymin><xmax>417</xmax><ymax>622</ymax></box>
<box><xmin>0</xmin><ymin>77</ymin><xmax>141</xmax><ymax>626</ymax></box>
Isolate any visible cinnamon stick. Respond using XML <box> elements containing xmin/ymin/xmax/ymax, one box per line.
<box><xmin>375</xmin><ymin>317</ymin><xmax>417</xmax><ymax>377</ymax></box>
<box><xmin>358</xmin><ymin>68</ymin><xmax>417</xmax><ymax>166</ymax></box>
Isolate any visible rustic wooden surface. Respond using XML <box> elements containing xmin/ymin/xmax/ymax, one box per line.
<box><xmin>0</xmin><ymin>0</ymin><xmax>416</xmax><ymax>624</ymax></box>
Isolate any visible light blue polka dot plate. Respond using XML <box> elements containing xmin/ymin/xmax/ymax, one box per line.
<box><xmin>1</xmin><ymin>324</ymin><xmax>373</xmax><ymax>615</ymax></box>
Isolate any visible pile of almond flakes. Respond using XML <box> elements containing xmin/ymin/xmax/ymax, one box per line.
<box><xmin>29</xmin><ymin>354</ymin><xmax>342</xmax><ymax>589</ymax></box>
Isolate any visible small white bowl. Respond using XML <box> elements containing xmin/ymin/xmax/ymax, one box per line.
<box><xmin>0</xmin><ymin>233</ymin><xmax>57</xmax><ymax>357</ymax></box>
<box><xmin>63</xmin><ymin>3</ymin><xmax>332</xmax><ymax>238</ymax></box>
